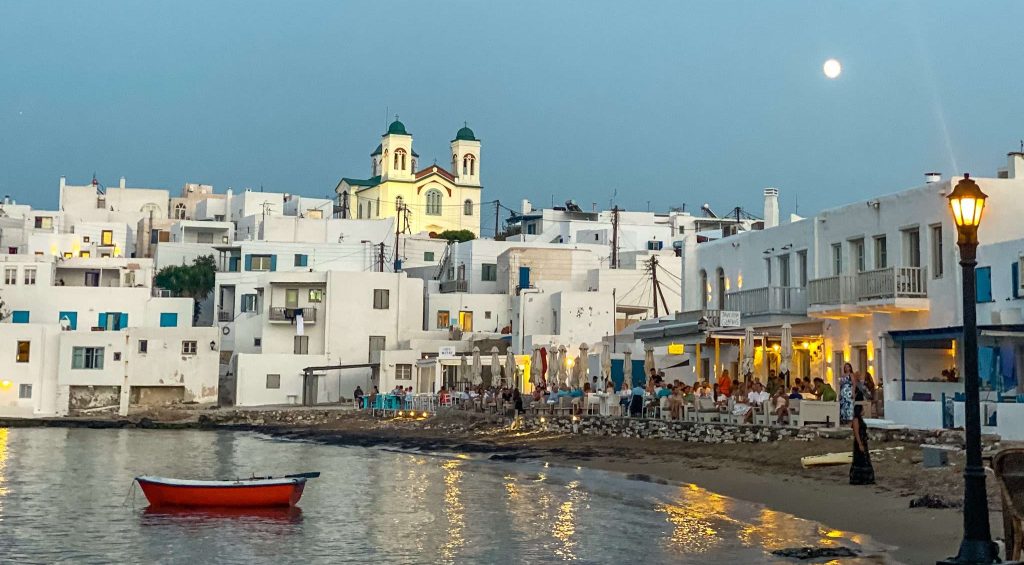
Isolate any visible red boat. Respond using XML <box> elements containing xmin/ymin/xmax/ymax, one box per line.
<box><xmin>135</xmin><ymin>472</ymin><xmax>318</xmax><ymax>508</ymax></box>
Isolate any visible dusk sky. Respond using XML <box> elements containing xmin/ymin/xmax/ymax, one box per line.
<box><xmin>2</xmin><ymin>1</ymin><xmax>1023</xmax><ymax>222</ymax></box>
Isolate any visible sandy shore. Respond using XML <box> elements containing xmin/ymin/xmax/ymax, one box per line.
<box><xmin>1</xmin><ymin>408</ymin><xmax>1007</xmax><ymax>564</ymax></box>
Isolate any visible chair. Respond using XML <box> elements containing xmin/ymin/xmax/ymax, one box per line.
<box><xmin>586</xmin><ymin>395</ymin><xmax>601</xmax><ymax>416</ymax></box>
<box><xmin>628</xmin><ymin>394</ymin><xmax>644</xmax><ymax>418</ymax></box>
<box><xmin>797</xmin><ymin>400</ymin><xmax>840</xmax><ymax>428</ymax></box>
<box><xmin>789</xmin><ymin>399</ymin><xmax>802</xmax><ymax>426</ymax></box>
<box><xmin>659</xmin><ymin>397</ymin><xmax>672</xmax><ymax>421</ymax></box>
<box><xmin>695</xmin><ymin>398</ymin><xmax>720</xmax><ymax>423</ymax></box>
<box><xmin>994</xmin><ymin>448</ymin><xmax>1024</xmax><ymax>561</ymax></box>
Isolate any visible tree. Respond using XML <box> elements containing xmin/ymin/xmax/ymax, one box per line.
<box><xmin>435</xmin><ymin>229</ymin><xmax>476</xmax><ymax>243</ymax></box>
<box><xmin>155</xmin><ymin>255</ymin><xmax>216</xmax><ymax>323</ymax></box>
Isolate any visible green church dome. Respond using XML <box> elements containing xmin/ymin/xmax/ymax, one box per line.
<box><xmin>387</xmin><ymin>119</ymin><xmax>408</xmax><ymax>135</ymax></box>
<box><xmin>455</xmin><ymin>125</ymin><xmax>477</xmax><ymax>141</ymax></box>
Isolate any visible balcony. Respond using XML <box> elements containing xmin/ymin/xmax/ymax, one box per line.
<box><xmin>725</xmin><ymin>286</ymin><xmax>807</xmax><ymax>317</ymax></box>
<box><xmin>269</xmin><ymin>307</ymin><xmax>318</xmax><ymax>323</ymax></box>
<box><xmin>439</xmin><ymin>279</ymin><xmax>468</xmax><ymax>293</ymax></box>
<box><xmin>808</xmin><ymin>266</ymin><xmax>929</xmax><ymax>318</ymax></box>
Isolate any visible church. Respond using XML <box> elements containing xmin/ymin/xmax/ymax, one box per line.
<box><xmin>335</xmin><ymin>118</ymin><xmax>483</xmax><ymax>236</ymax></box>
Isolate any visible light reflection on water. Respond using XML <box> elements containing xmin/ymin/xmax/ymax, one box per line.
<box><xmin>0</xmin><ymin>428</ymin><xmax>891</xmax><ymax>564</ymax></box>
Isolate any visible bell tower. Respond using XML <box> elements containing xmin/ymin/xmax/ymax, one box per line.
<box><xmin>451</xmin><ymin>123</ymin><xmax>481</xmax><ymax>186</ymax></box>
<box><xmin>380</xmin><ymin>116</ymin><xmax>414</xmax><ymax>182</ymax></box>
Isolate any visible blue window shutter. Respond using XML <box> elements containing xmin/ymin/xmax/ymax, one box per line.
<box><xmin>269</xmin><ymin>255</ymin><xmax>277</xmax><ymax>271</ymax></box>
<box><xmin>119</xmin><ymin>313</ymin><xmax>128</xmax><ymax>329</ymax></box>
<box><xmin>98</xmin><ymin>313</ymin><xmax>108</xmax><ymax>328</ymax></box>
<box><xmin>160</xmin><ymin>313</ymin><xmax>178</xmax><ymax>327</ymax></box>
<box><xmin>976</xmin><ymin>267</ymin><xmax>992</xmax><ymax>303</ymax></box>
<box><xmin>518</xmin><ymin>267</ymin><xmax>531</xmax><ymax>289</ymax></box>
<box><xmin>244</xmin><ymin>254</ymin><xmax>253</xmax><ymax>271</ymax></box>
<box><xmin>11</xmin><ymin>311</ymin><xmax>29</xmax><ymax>324</ymax></box>
<box><xmin>1013</xmin><ymin>262</ymin><xmax>1020</xmax><ymax>299</ymax></box>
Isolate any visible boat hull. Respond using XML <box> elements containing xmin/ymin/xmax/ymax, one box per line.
<box><xmin>136</xmin><ymin>477</ymin><xmax>307</xmax><ymax>508</ymax></box>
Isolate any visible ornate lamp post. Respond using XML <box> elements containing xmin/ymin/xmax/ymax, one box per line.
<box><xmin>940</xmin><ymin>174</ymin><xmax>999</xmax><ymax>564</ymax></box>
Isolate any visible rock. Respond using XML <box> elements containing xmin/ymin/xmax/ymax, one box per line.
<box><xmin>771</xmin><ymin>547</ymin><xmax>858</xmax><ymax>559</ymax></box>
<box><xmin>909</xmin><ymin>494</ymin><xmax>962</xmax><ymax>509</ymax></box>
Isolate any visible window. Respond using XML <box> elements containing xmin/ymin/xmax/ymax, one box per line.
<box><xmin>23</xmin><ymin>268</ymin><xmax>36</xmax><ymax>285</ymax></box>
<box><xmin>375</xmin><ymin>197</ymin><xmax>380</xmax><ymax>217</ymax></box>
<box><xmin>394</xmin><ymin>148</ymin><xmax>407</xmax><ymax>170</ymax></box>
<box><xmin>797</xmin><ymin>250</ymin><xmax>808</xmax><ymax>287</ymax></box>
<box><xmin>241</xmin><ymin>294</ymin><xmax>258</xmax><ymax>312</ymax></box>
<box><xmin>903</xmin><ymin>228</ymin><xmax>921</xmax><ymax>268</ymax></box>
<box><xmin>4</xmin><ymin>267</ymin><xmax>16</xmax><ymax>284</ymax></box>
<box><xmin>113</xmin><ymin>352</ymin><xmax>122</xmax><ymax>361</ymax></box>
<box><xmin>831</xmin><ymin>243</ymin><xmax>842</xmax><ymax>275</ymax></box>
<box><xmin>425</xmin><ymin>189</ymin><xmax>443</xmax><ymax>216</ymax></box>
<box><xmin>294</xmin><ymin>254</ymin><xmax>308</xmax><ymax>267</ymax></box>
<box><xmin>285</xmin><ymin>289</ymin><xmax>299</xmax><ymax>308</ymax></box>
<box><xmin>368</xmin><ymin>336</ymin><xmax>386</xmax><ymax>363</ymax></box>
<box><xmin>850</xmin><ymin>239</ymin><xmax>865</xmax><ymax>272</ymax></box>
<box><xmin>764</xmin><ymin>258</ymin><xmax>772</xmax><ymax>285</ymax></box>
<box><xmin>196</xmin><ymin>232</ymin><xmax>214</xmax><ymax>244</ymax></box>
<box><xmin>249</xmin><ymin>255</ymin><xmax>272</xmax><ymax>271</ymax></box>
<box><xmin>101</xmin><ymin>230</ymin><xmax>113</xmax><ymax>245</ymax></box>
<box><xmin>437</xmin><ymin>310</ymin><xmax>450</xmax><ymax>329</ymax></box>
<box><xmin>462</xmin><ymin>154</ymin><xmax>476</xmax><ymax>176</ymax></box>
<box><xmin>930</xmin><ymin>224</ymin><xmax>944</xmax><ymax>278</ymax></box>
<box><xmin>373</xmin><ymin>289</ymin><xmax>390</xmax><ymax>309</ymax></box>
<box><xmin>182</xmin><ymin>340</ymin><xmax>197</xmax><ymax>355</ymax></box>
<box><xmin>98</xmin><ymin>312</ymin><xmax>126</xmax><ymax>331</ymax></box>
<box><xmin>174</xmin><ymin>203</ymin><xmax>187</xmax><ymax>219</ymax></box>
<box><xmin>18</xmin><ymin>384</ymin><xmax>31</xmax><ymax>399</ymax></box>
<box><xmin>83</xmin><ymin>236</ymin><xmax>91</xmax><ymax>243</ymax></box>
<box><xmin>139</xmin><ymin>340</ymin><xmax>148</xmax><ymax>354</ymax></box>
<box><xmin>778</xmin><ymin>254</ymin><xmax>791</xmax><ymax>287</ymax></box>
<box><xmin>716</xmin><ymin>268</ymin><xmax>726</xmax><ymax>309</ymax></box>
<box><xmin>463</xmin><ymin>199</ymin><xmax>473</xmax><ymax>216</ymax></box>
<box><xmin>699</xmin><ymin>270</ymin><xmax>708</xmax><ymax>309</ymax></box>
<box><xmin>395</xmin><ymin>364</ymin><xmax>412</xmax><ymax>380</ymax></box>
<box><xmin>358</xmin><ymin>202</ymin><xmax>363</xmax><ymax>219</ymax></box>
<box><xmin>424</xmin><ymin>251</ymin><xmax>434</xmax><ymax>262</ymax></box>
<box><xmin>72</xmin><ymin>347</ymin><xmax>104</xmax><ymax>369</ymax></box>
<box><xmin>58</xmin><ymin>311</ymin><xmax>77</xmax><ymax>330</ymax></box>
<box><xmin>481</xmin><ymin>263</ymin><xmax>497</xmax><ymax>282</ymax></box>
<box><xmin>159</xmin><ymin>313</ymin><xmax>178</xmax><ymax>327</ymax></box>
<box><xmin>874</xmin><ymin>236</ymin><xmax>887</xmax><ymax>269</ymax></box>
<box><xmin>16</xmin><ymin>341</ymin><xmax>30</xmax><ymax>363</ymax></box>
<box><xmin>976</xmin><ymin>266</ymin><xmax>992</xmax><ymax>303</ymax></box>
<box><xmin>266</xmin><ymin>374</ymin><xmax>281</xmax><ymax>389</ymax></box>
<box><xmin>63</xmin><ymin>252</ymin><xmax>73</xmax><ymax>259</ymax></box>
<box><xmin>308</xmin><ymin>289</ymin><xmax>323</xmax><ymax>302</ymax></box>
<box><xmin>11</xmin><ymin>311</ymin><xmax>29</xmax><ymax>324</ymax></box>
<box><xmin>459</xmin><ymin>310</ymin><xmax>474</xmax><ymax>332</ymax></box>
<box><xmin>84</xmin><ymin>271</ymin><xmax>100</xmax><ymax>287</ymax></box>
<box><xmin>79</xmin><ymin>251</ymin><xmax>90</xmax><ymax>258</ymax></box>
<box><xmin>485</xmin><ymin>311</ymin><xmax>492</xmax><ymax>319</ymax></box>
<box><xmin>34</xmin><ymin>216</ymin><xmax>52</xmax><ymax>229</ymax></box>
<box><xmin>294</xmin><ymin>335</ymin><xmax>309</xmax><ymax>354</ymax></box>
<box><xmin>306</xmin><ymin>209</ymin><xmax>322</xmax><ymax>220</ymax></box>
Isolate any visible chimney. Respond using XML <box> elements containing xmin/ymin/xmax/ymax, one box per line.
<box><xmin>521</xmin><ymin>199</ymin><xmax>532</xmax><ymax>215</ymax></box>
<box><xmin>1009</xmin><ymin>152</ymin><xmax>1024</xmax><ymax>179</ymax></box>
<box><xmin>925</xmin><ymin>172</ymin><xmax>941</xmax><ymax>184</ymax></box>
<box><xmin>763</xmin><ymin>188</ymin><xmax>779</xmax><ymax>229</ymax></box>
<box><xmin>119</xmin><ymin>176</ymin><xmax>126</xmax><ymax>189</ymax></box>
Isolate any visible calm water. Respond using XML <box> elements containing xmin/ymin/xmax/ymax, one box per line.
<box><xmin>0</xmin><ymin>428</ymin><xmax>889</xmax><ymax>564</ymax></box>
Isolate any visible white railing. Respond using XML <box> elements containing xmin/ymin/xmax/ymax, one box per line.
<box><xmin>857</xmin><ymin>266</ymin><xmax>927</xmax><ymax>301</ymax></box>
<box><xmin>726</xmin><ymin>286</ymin><xmax>807</xmax><ymax>315</ymax></box>
<box><xmin>807</xmin><ymin>275</ymin><xmax>857</xmax><ymax>306</ymax></box>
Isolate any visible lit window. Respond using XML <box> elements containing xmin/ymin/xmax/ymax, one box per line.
<box><xmin>101</xmin><ymin>230</ymin><xmax>113</xmax><ymax>245</ymax></box>
<box><xmin>437</xmin><ymin>310</ymin><xmax>450</xmax><ymax>329</ymax></box>
<box><xmin>308</xmin><ymin>289</ymin><xmax>323</xmax><ymax>302</ymax></box>
<box><xmin>16</xmin><ymin>341</ymin><xmax>30</xmax><ymax>363</ymax></box>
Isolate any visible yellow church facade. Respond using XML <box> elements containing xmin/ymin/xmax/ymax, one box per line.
<box><xmin>335</xmin><ymin>119</ymin><xmax>483</xmax><ymax>236</ymax></box>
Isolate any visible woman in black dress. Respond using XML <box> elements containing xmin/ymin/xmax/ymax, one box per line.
<box><xmin>850</xmin><ymin>404</ymin><xmax>875</xmax><ymax>485</ymax></box>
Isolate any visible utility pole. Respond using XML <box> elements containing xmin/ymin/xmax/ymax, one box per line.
<box><xmin>611</xmin><ymin>205</ymin><xmax>620</xmax><ymax>269</ymax></box>
<box><xmin>493</xmin><ymin>199</ymin><xmax>500</xmax><ymax>238</ymax></box>
<box><xmin>393</xmin><ymin>204</ymin><xmax>403</xmax><ymax>272</ymax></box>
<box><xmin>651</xmin><ymin>257</ymin><xmax>660</xmax><ymax>318</ymax></box>
<box><xmin>378</xmin><ymin>242</ymin><xmax>385</xmax><ymax>272</ymax></box>
<box><xmin>340</xmin><ymin>193</ymin><xmax>349</xmax><ymax>219</ymax></box>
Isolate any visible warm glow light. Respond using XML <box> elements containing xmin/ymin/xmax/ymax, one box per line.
<box><xmin>772</xmin><ymin>344</ymin><xmax>780</xmax><ymax>352</ymax></box>
<box><xmin>565</xmin><ymin>358</ymin><xmax>574</xmax><ymax>368</ymax></box>
<box><xmin>737</xmin><ymin>274</ymin><xmax>743</xmax><ymax>289</ymax></box>
<box><xmin>947</xmin><ymin>174</ymin><xmax>988</xmax><ymax>233</ymax></box>
<box><xmin>421</xmin><ymin>411</ymin><xmax>429</xmax><ymax>417</ymax></box>
<box><xmin>540</xmin><ymin>417</ymin><xmax>546</xmax><ymax>423</ymax></box>
<box><xmin>725</xmin><ymin>278</ymin><xmax>731</xmax><ymax>291</ymax></box>
<box><xmin>823</xmin><ymin>59</ymin><xmax>842</xmax><ymax>79</ymax></box>
<box><xmin>0</xmin><ymin>380</ymin><xmax>11</xmax><ymax>389</ymax></box>
<box><xmin>801</xmin><ymin>341</ymin><xmax>809</xmax><ymax>349</ymax></box>
<box><xmin>398</xmin><ymin>410</ymin><xmax>404</xmax><ymax>416</ymax></box>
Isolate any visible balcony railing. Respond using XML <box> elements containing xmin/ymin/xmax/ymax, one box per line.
<box><xmin>807</xmin><ymin>275</ymin><xmax>857</xmax><ymax>306</ymax></box>
<box><xmin>809</xmin><ymin>267</ymin><xmax>927</xmax><ymax>306</ymax></box>
<box><xmin>269</xmin><ymin>307</ymin><xmax>317</xmax><ymax>323</ymax></box>
<box><xmin>217</xmin><ymin>310</ymin><xmax>233</xmax><ymax>322</ymax></box>
<box><xmin>439</xmin><ymin>279</ymin><xmax>468</xmax><ymax>293</ymax></box>
<box><xmin>856</xmin><ymin>266</ymin><xmax>927</xmax><ymax>301</ymax></box>
<box><xmin>726</xmin><ymin>286</ymin><xmax>807</xmax><ymax>316</ymax></box>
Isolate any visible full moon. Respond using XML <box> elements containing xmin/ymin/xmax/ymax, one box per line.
<box><xmin>823</xmin><ymin>58</ymin><xmax>842</xmax><ymax>79</ymax></box>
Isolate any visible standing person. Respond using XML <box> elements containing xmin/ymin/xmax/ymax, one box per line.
<box><xmin>717</xmin><ymin>369</ymin><xmax>732</xmax><ymax>398</ymax></box>
<box><xmin>839</xmin><ymin>363</ymin><xmax>855</xmax><ymax>424</ymax></box>
<box><xmin>849</xmin><ymin>405</ymin><xmax>875</xmax><ymax>485</ymax></box>
<box><xmin>512</xmin><ymin>388</ymin><xmax>524</xmax><ymax>414</ymax></box>
<box><xmin>353</xmin><ymin>385</ymin><xmax>364</xmax><ymax>408</ymax></box>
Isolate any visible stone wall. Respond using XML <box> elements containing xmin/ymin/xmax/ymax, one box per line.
<box><xmin>514</xmin><ymin>415</ymin><xmax>812</xmax><ymax>443</ymax></box>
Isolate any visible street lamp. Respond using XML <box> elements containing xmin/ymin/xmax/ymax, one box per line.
<box><xmin>940</xmin><ymin>173</ymin><xmax>999</xmax><ymax>564</ymax></box>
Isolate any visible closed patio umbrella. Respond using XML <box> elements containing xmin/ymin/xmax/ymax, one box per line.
<box><xmin>557</xmin><ymin>345</ymin><xmax>569</xmax><ymax>387</ymax></box>
<box><xmin>780</xmin><ymin>323</ymin><xmax>793</xmax><ymax>378</ymax></box>
<box><xmin>601</xmin><ymin>343</ymin><xmax>612</xmax><ymax>387</ymax></box>
<box><xmin>490</xmin><ymin>347</ymin><xmax>501</xmax><ymax>387</ymax></box>
<box><xmin>472</xmin><ymin>346</ymin><xmax>483</xmax><ymax>386</ymax></box>
<box><xmin>547</xmin><ymin>345</ymin><xmax>559</xmax><ymax>386</ymax></box>
<box><xmin>622</xmin><ymin>347</ymin><xmax>633</xmax><ymax>390</ymax></box>
<box><xmin>578</xmin><ymin>342</ymin><xmax>590</xmax><ymax>388</ymax></box>
<box><xmin>459</xmin><ymin>354</ymin><xmax>470</xmax><ymax>389</ymax></box>
<box><xmin>504</xmin><ymin>350</ymin><xmax>517</xmax><ymax>389</ymax></box>
<box><xmin>530</xmin><ymin>348</ymin><xmax>543</xmax><ymax>389</ymax></box>
<box><xmin>643</xmin><ymin>345</ymin><xmax>656</xmax><ymax>385</ymax></box>
<box><xmin>741</xmin><ymin>326</ymin><xmax>755</xmax><ymax>381</ymax></box>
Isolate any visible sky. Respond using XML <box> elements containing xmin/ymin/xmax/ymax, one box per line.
<box><xmin>1</xmin><ymin>1</ymin><xmax>1023</xmax><ymax>227</ymax></box>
